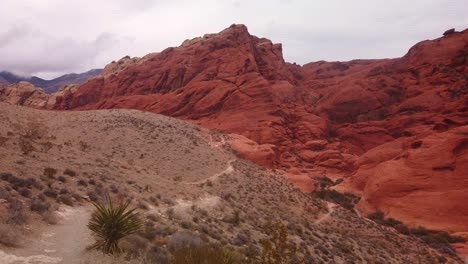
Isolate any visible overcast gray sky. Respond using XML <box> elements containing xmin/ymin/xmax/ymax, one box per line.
<box><xmin>1</xmin><ymin>0</ymin><xmax>467</xmax><ymax>79</ymax></box>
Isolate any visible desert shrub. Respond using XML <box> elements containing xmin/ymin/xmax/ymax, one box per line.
<box><xmin>43</xmin><ymin>188</ymin><xmax>58</xmax><ymax>198</ymax></box>
<box><xmin>311</xmin><ymin>189</ymin><xmax>359</xmax><ymax>210</ymax></box>
<box><xmin>30</xmin><ymin>197</ymin><xmax>51</xmax><ymax>213</ymax></box>
<box><xmin>0</xmin><ymin>136</ymin><xmax>7</xmax><ymax>147</ymax></box>
<box><xmin>42</xmin><ymin>211</ymin><xmax>59</xmax><ymax>225</ymax></box>
<box><xmin>119</xmin><ymin>234</ymin><xmax>150</xmax><ymax>258</ymax></box>
<box><xmin>410</xmin><ymin>226</ymin><xmax>430</xmax><ymax>236</ymax></box>
<box><xmin>144</xmin><ymin>245</ymin><xmax>171</xmax><ymax>264</ymax></box>
<box><xmin>78</xmin><ymin>179</ymin><xmax>88</xmax><ymax>187</ymax></box>
<box><xmin>57</xmin><ymin>194</ymin><xmax>74</xmax><ymax>206</ymax></box>
<box><xmin>0</xmin><ymin>224</ymin><xmax>20</xmax><ymax>247</ymax></box>
<box><xmin>138</xmin><ymin>201</ymin><xmax>149</xmax><ymax>210</ymax></box>
<box><xmin>22</xmin><ymin>121</ymin><xmax>44</xmax><ymax>139</ymax></box>
<box><xmin>383</xmin><ymin>217</ymin><xmax>403</xmax><ymax>227</ymax></box>
<box><xmin>179</xmin><ymin>221</ymin><xmax>192</xmax><ymax>229</ymax></box>
<box><xmin>233</xmin><ymin>233</ymin><xmax>250</xmax><ymax>246</ymax></box>
<box><xmin>171</xmin><ymin>244</ymin><xmax>240</xmax><ymax>264</ymax></box>
<box><xmin>168</xmin><ymin>231</ymin><xmax>201</xmax><ymax>252</ymax></box>
<box><xmin>25</xmin><ymin>177</ymin><xmax>43</xmax><ymax>190</ymax></box>
<box><xmin>18</xmin><ymin>187</ymin><xmax>31</xmax><ymax>197</ymax></box>
<box><xmin>1</xmin><ymin>174</ymin><xmax>43</xmax><ymax>191</ymax></box>
<box><xmin>64</xmin><ymin>169</ymin><xmax>76</xmax><ymax>177</ymax></box>
<box><xmin>72</xmin><ymin>192</ymin><xmax>83</xmax><ymax>202</ymax></box>
<box><xmin>0</xmin><ymin>172</ymin><xmax>15</xmax><ymax>182</ymax></box>
<box><xmin>314</xmin><ymin>176</ymin><xmax>334</xmax><ymax>190</ymax></box>
<box><xmin>173</xmin><ymin>176</ymin><xmax>182</xmax><ymax>182</ymax></box>
<box><xmin>223</xmin><ymin>210</ymin><xmax>241</xmax><ymax>226</ymax></box>
<box><xmin>147</xmin><ymin>214</ymin><xmax>159</xmax><ymax>222</ymax></box>
<box><xmin>0</xmin><ymin>186</ymin><xmax>9</xmax><ymax>199</ymax></box>
<box><xmin>88</xmin><ymin>196</ymin><xmax>143</xmax><ymax>254</ymax></box>
<box><xmin>368</xmin><ymin>213</ymin><xmax>465</xmax><ymax>255</ymax></box>
<box><xmin>367</xmin><ymin>211</ymin><xmax>385</xmax><ymax>221</ymax></box>
<box><xmin>395</xmin><ymin>224</ymin><xmax>410</xmax><ymax>235</ymax></box>
<box><xmin>43</xmin><ymin>167</ymin><xmax>57</xmax><ymax>178</ymax></box>
<box><xmin>7</xmin><ymin>198</ymin><xmax>28</xmax><ymax>224</ymax></box>
<box><xmin>87</xmin><ymin>190</ymin><xmax>99</xmax><ymax>202</ymax></box>
<box><xmin>256</xmin><ymin>220</ymin><xmax>299</xmax><ymax>264</ymax></box>
<box><xmin>19</xmin><ymin>138</ymin><xmax>35</xmax><ymax>154</ymax></box>
<box><xmin>139</xmin><ymin>223</ymin><xmax>158</xmax><ymax>241</ymax></box>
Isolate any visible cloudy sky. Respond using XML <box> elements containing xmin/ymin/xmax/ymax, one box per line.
<box><xmin>1</xmin><ymin>0</ymin><xmax>467</xmax><ymax>79</ymax></box>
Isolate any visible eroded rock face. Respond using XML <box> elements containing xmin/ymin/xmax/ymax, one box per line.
<box><xmin>3</xmin><ymin>25</ymin><xmax>467</xmax><ymax>232</ymax></box>
<box><xmin>228</xmin><ymin>134</ymin><xmax>277</xmax><ymax>167</ymax></box>
<box><xmin>350</xmin><ymin>126</ymin><xmax>468</xmax><ymax>232</ymax></box>
<box><xmin>0</xmin><ymin>81</ymin><xmax>49</xmax><ymax>108</ymax></box>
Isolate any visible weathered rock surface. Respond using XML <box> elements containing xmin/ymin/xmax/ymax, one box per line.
<box><xmin>228</xmin><ymin>134</ymin><xmax>277</xmax><ymax>167</ymax></box>
<box><xmin>0</xmin><ymin>81</ymin><xmax>49</xmax><ymax>108</ymax></box>
<box><xmin>350</xmin><ymin>126</ymin><xmax>468</xmax><ymax>232</ymax></box>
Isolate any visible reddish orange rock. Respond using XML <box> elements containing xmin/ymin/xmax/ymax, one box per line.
<box><xmin>351</xmin><ymin>126</ymin><xmax>468</xmax><ymax>232</ymax></box>
<box><xmin>228</xmin><ymin>134</ymin><xmax>277</xmax><ymax>167</ymax></box>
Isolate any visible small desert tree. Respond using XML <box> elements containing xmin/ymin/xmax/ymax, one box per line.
<box><xmin>88</xmin><ymin>196</ymin><xmax>143</xmax><ymax>254</ymax></box>
<box><xmin>257</xmin><ymin>220</ymin><xmax>299</xmax><ymax>264</ymax></box>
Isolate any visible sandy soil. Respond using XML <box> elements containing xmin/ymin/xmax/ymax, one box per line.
<box><xmin>0</xmin><ymin>103</ymin><xmax>463</xmax><ymax>263</ymax></box>
<box><xmin>1</xmin><ymin>207</ymin><xmax>92</xmax><ymax>264</ymax></box>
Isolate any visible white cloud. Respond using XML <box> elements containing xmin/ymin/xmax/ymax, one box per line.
<box><xmin>0</xmin><ymin>0</ymin><xmax>467</xmax><ymax>78</ymax></box>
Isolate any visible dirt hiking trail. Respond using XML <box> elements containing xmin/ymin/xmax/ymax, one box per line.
<box><xmin>1</xmin><ymin>206</ymin><xmax>92</xmax><ymax>264</ymax></box>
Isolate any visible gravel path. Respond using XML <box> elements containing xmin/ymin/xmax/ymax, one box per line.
<box><xmin>314</xmin><ymin>202</ymin><xmax>337</xmax><ymax>224</ymax></box>
<box><xmin>0</xmin><ymin>206</ymin><xmax>92</xmax><ymax>264</ymax></box>
<box><xmin>185</xmin><ymin>159</ymin><xmax>235</xmax><ymax>185</ymax></box>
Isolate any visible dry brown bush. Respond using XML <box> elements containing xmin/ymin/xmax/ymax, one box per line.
<box><xmin>0</xmin><ymin>223</ymin><xmax>21</xmax><ymax>247</ymax></box>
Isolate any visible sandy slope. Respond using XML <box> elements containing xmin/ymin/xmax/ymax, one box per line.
<box><xmin>0</xmin><ymin>103</ymin><xmax>464</xmax><ymax>263</ymax></box>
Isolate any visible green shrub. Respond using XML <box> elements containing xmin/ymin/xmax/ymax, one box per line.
<box><xmin>64</xmin><ymin>169</ymin><xmax>76</xmax><ymax>177</ymax></box>
<box><xmin>43</xmin><ymin>167</ymin><xmax>57</xmax><ymax>178</ymax></box>
<box><xmin>367</xmin><ymin>213</ymin><xmax>466</xmax><ymax>256</ymax></box>
<box><xmin>311</xmin><ymin>189</ymin><xmax>359</xmax><ymax>210</ymax></box>
<box><xmin>314</xmin><ymin>176</ymin><xmax>334</xmax><ymax>190</ymax></box>
<box><xmin>256</xmin><ymin>221</ymin><xmax>299</xmax><ymax>264</ymax></box>
<box><xmin>383</xmin><ymin>217</ymin><xmax>402</xmax><ymax>227</ymax></box>
<box><xmin>88</xmin><ymin>196</ymin><xmax>143</xmax><ymax>254</ymax></box>
<box><xmin>171</xmin><ymin>244</ymin><xmax>240</xmax><ymax>264</ymax></box>
<box><xmin>367</xmin><ymin>211</ymin><xmax>385</xmax><ymax>221</ymax></box>
<box><xmin>395</xmin><ymin>224</ymin><xmax>410</xmax><ymax>235</ymax></box>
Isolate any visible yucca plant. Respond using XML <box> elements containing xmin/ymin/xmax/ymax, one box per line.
<box><xmin>88</xmin><ymin>195</ymin><xmax>143</xmax><ymax>254</ymax></box>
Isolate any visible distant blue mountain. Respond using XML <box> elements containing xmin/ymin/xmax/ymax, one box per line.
<box><xmin>0</xmin><ymin>69</ymin><xmax>102</xmax><ymax>93</ymax></box>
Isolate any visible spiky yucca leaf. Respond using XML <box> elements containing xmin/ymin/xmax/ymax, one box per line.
<box><xmin>88</xmin><ymin>196</ymin><xmax>143</xmax><ymax>254</ymax></box>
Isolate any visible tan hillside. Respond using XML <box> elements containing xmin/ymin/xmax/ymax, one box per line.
<box><xmin>0</xmin><ymin>103</ymin><xmax>463</xmax><ymax>263</ymax></box>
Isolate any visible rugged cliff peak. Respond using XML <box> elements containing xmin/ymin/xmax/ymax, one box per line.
<box><xmin>401</xmin><ymin>28</ymin><xmax>468</xmax><ymax>67</ymax></box>
<box><xmin>53</xmin><ymin>24</ymin><xmax>297</xmax><ymax>110</ymax></box>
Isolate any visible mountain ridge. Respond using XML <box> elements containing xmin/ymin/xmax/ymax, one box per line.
<box><xmin>0</xmin><ymin>69</ymin><xmax>102</xmax><ymax>93</ymax></box>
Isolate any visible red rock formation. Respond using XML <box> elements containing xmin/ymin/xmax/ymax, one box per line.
<box><xmin>3</xmin><ymin>25</ymin><xmax>467</xmax><ymax>232</ymax></box>
<box><xmin>349</xmin><ymin>126</ymin><xmax>468</xmax><ymax>232</ymax></box>
<box><xmin>0</xmin><ymin>81</ymin><xmax>49</xmax><ymax>108</ymax></box>
<box><xmin>53</xmin><ymin>24</ymin><xmax>331</xmax><ymax>173</ymax></box>
<box><xmin>228</xmin><ymin>134</ymin><xmax>277</xmax><ymax>167</ymax></box>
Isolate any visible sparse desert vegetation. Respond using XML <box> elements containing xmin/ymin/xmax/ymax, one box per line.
<box><xmin>0</xmin><ymin>103</ymin><xmax>464</xmax><ymax>263</ymax></box>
